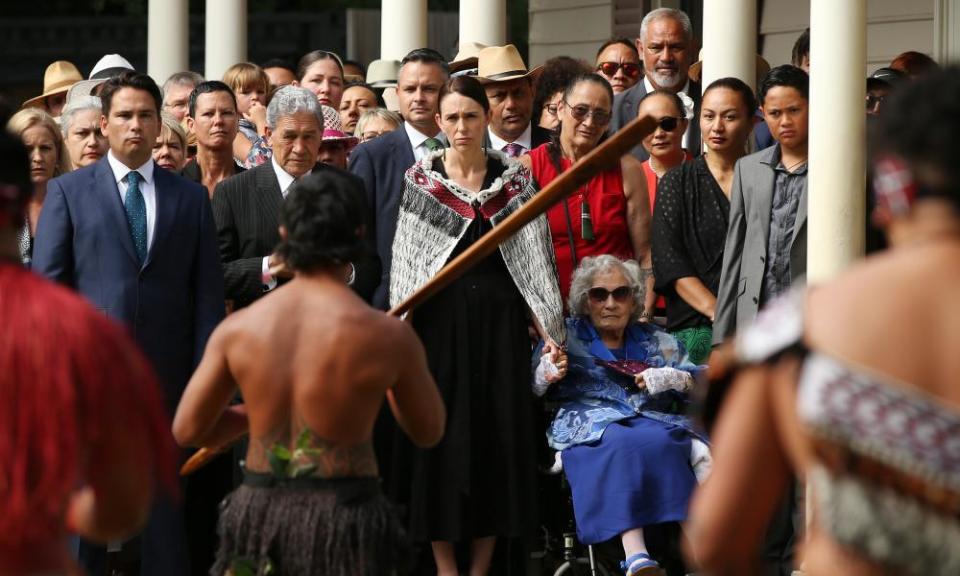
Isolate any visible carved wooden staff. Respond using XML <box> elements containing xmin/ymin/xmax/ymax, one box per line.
<box><xmin>180</xmin><ymin>114</ymin><xmax>658</xmax><ymax>476</ymax></box>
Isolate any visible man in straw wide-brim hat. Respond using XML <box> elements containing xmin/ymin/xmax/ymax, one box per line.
<box><xmin>22</xmin><ymin>60</ymin><xmax>83</xmax><ymax>117</ymax></box>
<box><xmin>476</xmin><ymin>44</ymin><xmax>551</xmax><ymax>158</ymax></box>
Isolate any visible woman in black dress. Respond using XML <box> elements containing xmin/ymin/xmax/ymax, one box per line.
<box><xmin>651</xmin><ymin>78</ymin><xmax>756</xmax><ymax>364</ymax></box>
<box><xmin>389</xmin><ymin>76</ymin><xmax>564</xmax><ymax>575</ymax></box>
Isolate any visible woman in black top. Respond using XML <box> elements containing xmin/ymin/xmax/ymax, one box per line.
<box><xmin>651</xmin><ymin>78</ymin><xmax>756</xmax><ymax>364</ymax></box>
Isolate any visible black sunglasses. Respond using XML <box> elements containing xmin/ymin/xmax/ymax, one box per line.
<box><xmin>656</xmin><ymin>116</ymin><xmax>683</xmax><ymax>132</ymax></box>
<box><xmin>597</xmin><ymin>61</ymin><xmax>642</xmax><ymax>79</ymax></box>
<box><xmin>564</xmin><ymin>100</ymin><xmax>612</xmax><ymax>126</ymax></box>
<box><xmin>588</xmin><ymin>285</ymin><xmax>632</xmax><ymax>303</ymax></box>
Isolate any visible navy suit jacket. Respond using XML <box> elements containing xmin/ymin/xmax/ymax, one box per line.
<box><xmin>348</xmin><ymin>127</ymin><xmax>417</xmax><ymax>309</ymax></box>
<box><xmin>33</xmin><ymin>157</ymin><xmax>225</xmax><ymax>410</ymax></box>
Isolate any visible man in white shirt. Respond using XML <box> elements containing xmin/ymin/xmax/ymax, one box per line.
<box><xmin>212</xmin><ymin>85</ymin><xmax>378</xmax><ymax>307</ymax></box>
<box><xmin>608</xmin><ymin>7</ymin><xmax>702</xmax><ymax>160</ymax></box>
<box><xmin>349</xmin><ymin>48</ymin><xmax>450</xmax><ymax>309</ymax></box>
<box><xmin>476</xmin><ymin>44</ymin><xmax>553</xmax><ymax>157</ymax></box>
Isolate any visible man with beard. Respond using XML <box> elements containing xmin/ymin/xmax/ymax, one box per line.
<box><xmin>609</xmin><ymin>8</ymin><xmax>701</xmax><ymax>161</ymax></box>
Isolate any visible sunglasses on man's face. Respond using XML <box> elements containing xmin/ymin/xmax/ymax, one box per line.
<box><xmin>588</xmin><ymin>285</ymin><xmax>632</xmax><ymax>303</ymax></box>
<box><xmin>564</xmin><ymin>101</ymin><xmax>612</xmax><ymax>126</ymax></box>
<box><xmin>597</xmin><ymin>61</ymin><xmax>642</xmax><ymax>79</ymax></box>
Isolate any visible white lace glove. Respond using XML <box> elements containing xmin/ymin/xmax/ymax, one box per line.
<box><xmin>639</xmin><ymin>366</ymin><xmax>693</xmax><ymax>395</ymax></box>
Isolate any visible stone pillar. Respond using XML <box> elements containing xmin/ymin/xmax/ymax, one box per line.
<box><xmin>205</xmin><ymin>0</ymin><xmax>248</xmax><ymax>81</ymax></box>
<box><xmin>807</xmin><ymin>0</ymin><xmax>867</xmax><ymax>282</ymax></box>
<box><xmin>700</xmin><ymin>0</ymin><xmax>757</xmax><ymax>92</ymax></box>
<box><xmin>381</xmin><ymin>0</ymin><xmax>427</xmax><ymax>60</ymax></box>
<box><xmin>459</xmin><ymin>0</ymin><xmax>506</xmax><ymax>47</ymax></box>
<box><xmin>148</xmin><ymin>0</ymin><xmax>189</xmax><ymax>84</ymax></box>
<box><xmin>935</xmin><ymin>0</ymin><xmax>960</xmax><ymax>64</ymax></box>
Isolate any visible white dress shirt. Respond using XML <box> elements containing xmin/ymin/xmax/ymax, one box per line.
<box><xmin>488</xmin><ymin>123</ymin><xmax>533</xmax><ymax>155</ymax></box>
<box><xmin>643</xmin><ymin>77</ymin><xmax>693</xmax><ymax>150</ymax></box>
<box><xmin>107</xmin><ymin>150</ymin><xmax>157</xmax><ymax>249</ymax></box>
<box><xmin>404</xmin><ymin>121</ymin><xmax>447</xmax><ymax>161</ymax></box>
<box><xmin>262</xmin><ymin>157</ymin><xmax>313</xmax><ymax>290</ymax></box>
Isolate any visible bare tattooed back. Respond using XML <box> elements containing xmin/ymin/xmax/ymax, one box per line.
<box><xmin>176</xmin><ymin>273</ymin><xmax>446</xmax><ymax>478</ymax></box>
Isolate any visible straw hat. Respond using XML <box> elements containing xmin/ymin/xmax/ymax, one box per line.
<box><xmin>450</xmin><ymin>41</ymin><xmax>487</xmax><ymax>74</ymax></box>
<box><xmin>476</xmin><ymin>44</ymin><xmax>542</xmax><ymax>84</ymax></box>
<box><xmin>366</xmin><ymin>59</ymin><xmax>401</xmax><ymax>88</ymax></box>
<box><xmin>22</xmin><ymin>61</ymin><xmax>83</xmax><ymax>108</ymax></box>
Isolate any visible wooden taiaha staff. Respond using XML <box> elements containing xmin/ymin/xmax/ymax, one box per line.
<box><xmin>180</xmin><ymin>113</ymin><xmax>658</xmax><ymax>476</ymax></box>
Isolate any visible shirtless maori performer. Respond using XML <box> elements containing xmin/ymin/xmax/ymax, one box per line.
<box><xmin>173</xmin><ymin>169</ymin><xmax>446</xmax><ymax>576</ymax></box>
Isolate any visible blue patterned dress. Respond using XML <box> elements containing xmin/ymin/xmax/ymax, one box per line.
<box><xmin>535</xmin><ymin>316</ymin><xmax>705</xmax><ymax>544</ymax></box>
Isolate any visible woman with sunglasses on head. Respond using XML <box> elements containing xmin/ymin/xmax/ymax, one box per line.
<box><xmin>650</xmin><ymin>79</ymin><xmax>755</xmax><ymax>364</ymax></box>
<box><xmin>521</xmin><ymin>73</ymin><xmax>654</xmax><ymax>315</ymax></box>
<box><xmin>533</xmin><ymin>255</ymin><xmax>709</xmax><ymax>576</ymax></box>
<box><xmin>391</xmin><ymin>75</ymin><xmax>564</xmax><ymax>576</ymax></box>
<box><xmin>596</xmin><ymin>38</ymin><xmax>644</xmax><ymax>94</ymax></box>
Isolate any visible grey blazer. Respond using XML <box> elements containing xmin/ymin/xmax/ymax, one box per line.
<box><xmin>712</xmin><ymin>145</ymin><xmax>808</xmax><ymax>345</ymax></box>
<box><xmin>609</xmin><ymin>78</ymin><xmax>702</xmax><ymax>161</ymax></box>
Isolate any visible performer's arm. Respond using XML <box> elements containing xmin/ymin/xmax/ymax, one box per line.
<box><xmin>173</xmin><ymin>322</ymin><xmax>247</xmax><ymax>449</ymax></box>
<box><xmin>386</xmin><ymin>320</ymin><xmax>446</xmax><ymax>448</ymax></box>
<box><xmin>685</xmin><ymin>363</ymin><xmax>793</xmax><ymax>571</ymax></box>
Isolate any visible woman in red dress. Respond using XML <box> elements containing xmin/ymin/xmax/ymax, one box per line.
<box><xmin>521</xmin><ymin>73</ymin><xmax>654</xmax><ymax>317</ymax></box>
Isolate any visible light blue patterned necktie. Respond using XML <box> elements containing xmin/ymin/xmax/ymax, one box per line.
<box><xmin>125</xmin><ymin>170</ymin><xmax>147</xmax><ymax>263</ymax></box>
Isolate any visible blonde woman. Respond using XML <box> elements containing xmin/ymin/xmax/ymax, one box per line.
<box><xmin>354</xmin><ymin>108</ymin><xmax>402</xmax><ymax>143</ymax></box>
<box><xmin>153</xmin><ymin>111</ymin><xmax>188</xmax><ymax>172</ymax></box>
<box><xmin>6</xmin><ymin>108</ymin><xmax>68</xmax><ymax>265</ymax></box>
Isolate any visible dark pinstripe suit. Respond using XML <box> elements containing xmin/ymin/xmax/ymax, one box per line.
<box><xmin>212</xmin><ymin>161</ymin><xmax>380</xmax><ymax>307</ymax></box>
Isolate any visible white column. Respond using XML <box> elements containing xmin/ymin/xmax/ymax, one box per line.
<box><xmin>700</xmin><ymin>0</ymin><xmax>757</xmax><ymax>92</ymax></box>
<box><xmin>205</xmin><ymin>0</ymin><xmax>247</xmax><ymax>81</ymax></box>
<box><xmin>807</xmin><ymin>0</ymin><xmax>867</xmax><ymax>282</ymax></box>
<box><xmin>381</xmin><ymin>0</ymin><xmax>427</xmax><ymax>60</ymax></box>
<box><xmin>935</xmin><ymin>0</ymin><xmax>960</xmax><ymax>64</ymax></box>
<box><xmin>148</xmin><ymin>0</ymin><xmax>189</xmax><ymax>84</ymax></box>
<box><xmin>459</xmin><ymin>0</ymin><xmax>505</xmax><ymax>47</ymax></box>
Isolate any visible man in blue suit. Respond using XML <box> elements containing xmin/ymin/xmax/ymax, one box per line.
<box><xmin>349</xmin><ymin>48</ymin><xmax>449</xmax><ymax>310</ymax></box>
<box><xmin>33</xmin><ymin>71</ymin><xmax>224</xmax><ymax>576</ymax></box>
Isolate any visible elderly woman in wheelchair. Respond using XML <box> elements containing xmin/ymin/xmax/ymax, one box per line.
<box><xmin>534</xmin><ymin>255</ymin><xmax>711</xmax><ymax>576</ymax></box>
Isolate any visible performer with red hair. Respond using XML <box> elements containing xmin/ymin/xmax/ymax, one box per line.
<box><xmin>0</xmin><ymin>130</ymin><xmax>177</xmax><ymax>575</ymax></box>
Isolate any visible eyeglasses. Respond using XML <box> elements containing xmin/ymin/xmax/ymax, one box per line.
<box><xmin>655</xmin><ymin>116</ymin><xmax>683</xmax><ymax>132</ymax></box>
<box><xmin>563</xmin><ymin>100</ymin><xmax>612</xmax><ymax>126</ymax></box>
<box><xmin>545</xmin><ymin>103</ymin><xmax>560</xmax><ymax>117</ymax></box>
<box><xmin>597</xmin><ymin>61</ymin><xmax>642</xmax><ymax>79</ymax></box>
<box><xmin>361</xmin><ymin>131</ymin><xmax>388</xmax><ymax>142</ymax></box>
<box><xmin>587</xmin><ymin>285</ymin><xmax>632</xmax><ymax>303</ymax></box>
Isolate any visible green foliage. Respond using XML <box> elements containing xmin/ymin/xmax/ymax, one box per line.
<box><xmin>267</xmin><ymin>429</ymin><xmax>325</xmax><ymax>478</ymax></box>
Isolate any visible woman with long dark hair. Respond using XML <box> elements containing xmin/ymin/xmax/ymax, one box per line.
<box><xmin>390</xmin><ymin>75</ymin><xmax>563</xmax><ymax>575</ymax></box>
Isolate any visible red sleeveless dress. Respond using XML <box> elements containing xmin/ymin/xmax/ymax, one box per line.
<box><xmin>529</xmin><ymin>144</ymin><xmax>635</xmax><ymax>303</ymax></box>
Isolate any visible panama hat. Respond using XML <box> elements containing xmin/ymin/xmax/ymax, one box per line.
<box><xmin>22</xmin><ymin>61</ymin><xmax>83</xmax><ymax>109</ymax></box>
<box><xmin>366</xmin><ymin>59</ymin><xmax>401</xmax><ymax>88</ymax></box>
<box><xmin>89</xmin><ymin>53</ymin><xmax>135</xmax><ymax>80</ymax></box>
<box><xmin>476</xmin><ymin>44</ymin><xmax>542</xmax><ymax>84</ymax></box>
<box><xmin>450</xmin><ymin>41</ymin><xmax>487</xmax><ymax>75</ymax></box>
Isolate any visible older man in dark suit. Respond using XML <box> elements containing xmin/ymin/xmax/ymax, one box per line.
<box><xmin>608</xmin><ymin>7</ymin><xmax>701</xmax><ymax>160</ymax></box>
<box><xmin>348</xmin><ymin>48</ymin><xmax>449</xmax><ymax>310</ymax></box>
<box><xmin>213</xmin><ymin>85</ymin><xmax>378</xmax><ymax>308</ymax></box>
<box><xmin>33</xmin><ymin>71</ymin><xmax>224</xmax><ymax>576</ymax></box>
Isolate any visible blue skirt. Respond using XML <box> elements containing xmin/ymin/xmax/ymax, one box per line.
<box><xmin>562</xmin><ymin>415</ymin><xmax>697</xmax><ymax>545</ymax></box>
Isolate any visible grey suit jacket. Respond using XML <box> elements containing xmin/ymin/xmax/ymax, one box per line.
<box><xmin>609</xmin><ymin>78</ymin><xmax>702</xmax><ymax>161</ymax></box>
<box><xmin>712</xmin><ymin>145</ymin><xmax>808</xmax><ymax>345</ymax></box>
